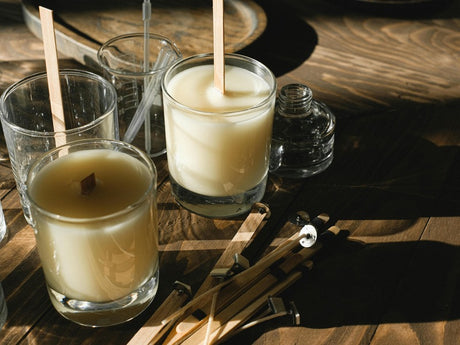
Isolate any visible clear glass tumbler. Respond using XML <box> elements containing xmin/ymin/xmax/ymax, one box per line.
<box><xmin>0</xmin><ymin>69</ymin><xmax>118</xmax><ymax>224</ymax></box>
<box><xmin>162</xmin><ymin>53</ymin><xmax>276</xmax><ymax>218</ymax></box>
<box><xmin>98</xmin><ymin>33</ymin><xmax>182</xmax><ymax>157</ymax></box>
<box><xmin>26</xmin><ymin>138</ymin><xmax>159</xmax><ymax>327</ymax></box>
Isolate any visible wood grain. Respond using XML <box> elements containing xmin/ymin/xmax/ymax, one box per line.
<box><xmin>275</xmin><ymin>0</ymin><xmax>460</xmax><ymax>117</ymax></box>
<box><xmin>0</xmin><ymin>0</ymin><xmax>458</xmax><ymax>344</ymax></box>
<box><xmin>21</xmin><ymin>0</ymin><xmax>267</xmax><ymax>69</ymax></box>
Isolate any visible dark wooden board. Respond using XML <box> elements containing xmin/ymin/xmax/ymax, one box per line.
<box><xmin>21</xmin><ymin>0</ymin><xmax>267</xmax><ymax>69</ymax></box>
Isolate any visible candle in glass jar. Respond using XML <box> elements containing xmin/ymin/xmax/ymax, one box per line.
<box><xmin>28</xmin><ymin>149</ymin><xmax>158</xmax><ymax>302</ymax></box>
<box><xmin>164</xmin><ymin>64</ymin><xmax>274</xmax><ymax>197</ymax></box>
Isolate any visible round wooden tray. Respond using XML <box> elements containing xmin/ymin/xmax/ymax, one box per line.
<box><xmin>22</xmin><ymin>0</ymin><xmax>266</xmax><ymax>69</ymax></box>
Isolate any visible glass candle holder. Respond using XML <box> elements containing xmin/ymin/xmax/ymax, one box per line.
<box><xmin>98</xmin><ymin>33</ymin><xmax>182</xmax><ymax>157</ymax></box>
<box><xmin>0</xmin><ymin>70</ymin><xmax>118</xmax><ymax>223</ymax></box>
<box><xmin>26</xmin><ymin>139</ymin><xmax>159</xmax><ymax>327</ymax></box>
<box><xmin>162</xmin><ymin>53</ymin><xmax>276</xmax><ymax>218</ymax></box>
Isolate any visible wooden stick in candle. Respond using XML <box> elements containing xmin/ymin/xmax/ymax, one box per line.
<box><xmin>80</xmin><ymin>173</ymin><xmax>96</xmax><ymax>196</ymax></box>
<box><xmin>39</xmin><ymin>6</ymin><xmax>66</xmax><ymax>146</ymax></box>
<box><xmin>213</xmin><ymin>0</ymin><xmax>225</xmax><ymax>94</ymax></box>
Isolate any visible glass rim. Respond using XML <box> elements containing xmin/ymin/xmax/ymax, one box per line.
<box><xmin>161</xmin><ymin>53</ymin><xmax>277</xmax><ymax>117</ymax></box>
<box><xmin>97</xmin><ymin>32</ymin><xmax>182</xmax><ymax>78</ymax></box>
<box><xmin>25</xmin><ymin>138</ymin><xmax>157</xmax><ymax>224</ymax></box>
<box><xmin>0</xmin><ymin>69</ymin><xmax>118</xmax><ymax>137</ymax></box>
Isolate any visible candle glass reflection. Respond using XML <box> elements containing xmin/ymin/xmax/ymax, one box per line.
<box><xmin>26</xmin><ymin>139</ymin><xmax>159</xmax><ymax>327</ymax></box>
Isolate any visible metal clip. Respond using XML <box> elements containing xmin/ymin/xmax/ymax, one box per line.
<box><xmin>298</xmin><ymin>223</ymin><xmax>317</xmax><ymax>248</ymax></box>
<box><xmin>239</xmin><ymin>296</ymin><xmax>301</xmax><ymax>332</ymax></box>
<box><xmin>172</xmin><ymin>281</ymin><xmax>192</xmax><ymax>298</ymax></box>
<box><xmin>210</xmin><ymin>253</ymin><xmax>250</xmax><ymax>279</ymax></box>
<box><xmin>289</xmin><ymin>210</ymin><xmax>310</xmax><ymax>226</ymax></box>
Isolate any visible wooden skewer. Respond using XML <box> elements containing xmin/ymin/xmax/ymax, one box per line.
<box><xmin>182</xmin><ymin>269</ymin><xmax>305</xmax><ymax>345</ymax></box>
<box><xmin>161</xmin><ymin>222</ymin><xmax>316</xmax><ymax>332</ymax></box>
<box><xmin>165</xmin><ymin>235</ymin><xmax>327</xmax><ymax>345</ymax></box>
<box><xmin>204</xmin><ymin>287</ymin><xmax>218</xmax><ymax>345</ymax></box>
<box><xmin>164</xmin><ymin>224</ymin><xmax>338</xmax><ymax>345</ymax></box>
<box><xmin>213</xmin><ymin>0</ymin><xmax>225</xmax><ymax>94</ymax></box>
<box><xmin>128</xmin><ymin>204</ymin><xmax>269</xmax><ymax>345</ymax></box>
<box><xmin>39</xmin><ymin>6</ymin><xmax>66</xmax><ymax>146</ymax></box>
<box><xmin>179</xmin><ymin>243</ymin><xmax>323</xmax><ymax>345</ymax></box>
<box><xmin>197</xmin><ymin>203</ymin><xmax>269</xmax><ymax>296</ymax></box>
<box><xmin>213</xmin><ymin>271</ymin><xmax>304</xmax><ymax>344</ymax></box>
<box><xmin>126</xmin><ymin>283</ymin><xmax>191</xmax><ymax>345</ymax></box>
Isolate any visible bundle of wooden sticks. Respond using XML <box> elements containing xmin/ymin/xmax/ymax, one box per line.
<box><xmin>128</xmin><ymin>204</ymin><xmax>339</xmax><ymax>345</ymax></box>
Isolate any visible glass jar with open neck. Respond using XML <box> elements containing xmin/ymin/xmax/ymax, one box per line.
<box><xmin>270</xmin><ymin>83</ymin><xmax>336</xmax><ymax>178</ymax></box>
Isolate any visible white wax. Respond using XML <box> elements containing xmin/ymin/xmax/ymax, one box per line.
<box><xmin>28</xmin><ymin>149</ymin><xmax>158</xmax><ymax>302</ymax></box>
<box><xmin>164</xmin><ymin>64</ymin><xmax>274</xmax><ymax>196</ymax></box>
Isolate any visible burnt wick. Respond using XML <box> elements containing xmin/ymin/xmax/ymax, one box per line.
<box><xmin>80</xmin><ymin>172</ymin><xmax>96</xmax><ymax>196</ymax></box>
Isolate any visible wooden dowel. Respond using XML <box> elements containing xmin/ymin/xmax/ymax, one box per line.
<box><xmin>126</xmin><ymin>286</ymin><xmax>190</xmax><ymax>345</ymax></box>
<box><xmin>215</xmin><ymin>271</ymin><xmax>304</xmax><ymax>344</ymax></box>
<box><xmin>204</xmin><ymin>289</ymin><xmax>219</xmax><ymax>345</ymax></box>
<box><xmin>213</xmin><ymin>0</ymin><xmax>225</xmax><ymax>94</ymax></box>
<box><xmin>179</xmin><ymin>245</ymin><xmax>322</xmax><ymax>344</ymax></box>
<box><xmin>164</xmin><ymin>239</ymin><xmax>324</xmax><ymax>345</ymax></box>
<box><xmin>159</xmin><ymin>204</ymin><xmax>269</xmax><ymax>342</ymax></box>
<box><xmin>39</xmin><ymin>6</ymin><xmax>66</xmax><ymax>146</ymax></box>
<box><xmin>182</xmin><ymin>270</ymin><xmax>304</xmax><ymax>345</ymax></box>
<box><xmin>164</xmin><ymin>225</ymin><xmax>338</xmax><ymax>345</ymax></box>
<box><xmin>196</xmin><ymin>202</ymin><xmax>269</xmax><ymax>296</ymax></box>
<box><xmin>162</xmin><ymin>227</ymin><xmax>305</xmax><ymax>330</ymax></box>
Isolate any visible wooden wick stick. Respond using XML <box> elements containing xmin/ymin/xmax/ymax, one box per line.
<box><xmin>214</xmin><ymin>271</ymin><xmax>304</xmax><ymax>344</ymax></box>
<box><xmin>129</xmin><ymin>204</ymin><xmax>269</xmax><ymax>345</ymax></box>
<box><xmin>181</xmin><ymin>269</ymin><xmax>305</xmax><ymax>345</ymax></box>
<box><xmin>80</xmin><ymin>173</ymin><xmax>96</xmax><ymax>196</ymax></box>
<box><xmin>213</xmin><ymin>0</ymin><xmax>225</xmax><ymax>94</ymax></box>
<box><xmin>167</xmin><ymin>225</ymin><xmax>338</xmax><ymax>345</ymax></box>
<box><xmin>162</xmin><ymin>226</ymin><xmax>307</xmax><ymax>329</ymax></box>
<box><xmin>165</xmin><ymin>236</ymin><xmax>325</xmax><ymax>345</ymax></box>
<box><xmin>204</xmin><ymin>288</ymin><xmax>219</xmax><ymax>345</ymax></box>
<box><xmin>126</xmin><ymin>283</ymin><xmax>191</xmax><ymax>345</ymax></box>
<box><xmin>160</xmin><ymin>279</ymin><xmax>231</xmax><ymax>327</ymax></box>
<box><xmin>180</xmin><ymin>244</ymin><xmax>322</xmax><ymax>345</ymax></box>
<box><xmin>39</xmin><ymin>6</ymin><xmax>66</xmax><ymax>146</ymax></box>
<box><xmin>197</xmin><ymin>202</ymin><xmax>269</xmax><ymax>296</ymax></box>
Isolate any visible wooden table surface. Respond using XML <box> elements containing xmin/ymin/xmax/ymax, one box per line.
<box><xmin>0</xmin><ymin>0</ymin><xmax>459</xmax><ymax>344</ymax></box>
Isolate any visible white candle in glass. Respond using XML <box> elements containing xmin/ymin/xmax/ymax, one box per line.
<box><xmin>28</xmin><ymin>149</ymin><xmax>158</xmax><ymax>302</ymax></box>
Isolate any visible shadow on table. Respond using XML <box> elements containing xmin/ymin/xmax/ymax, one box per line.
<box><xmin>237</xmin><ymin>0</ymin><xmax>318</xmax><ymax>77</ymax></box>
<box><xmin>224</xmin><ymin>232</ymin><xmax>459</xmax><ymax>343</ymax></box>
<box><xmin>329</xmin><ymin>0</ymin><xmax>456</xmax><ymax>19</ymax></box>
<box><xmin>264</xmin><ymin>100</ymin><xmax>460</xmax><ymax>223</ymax></box>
